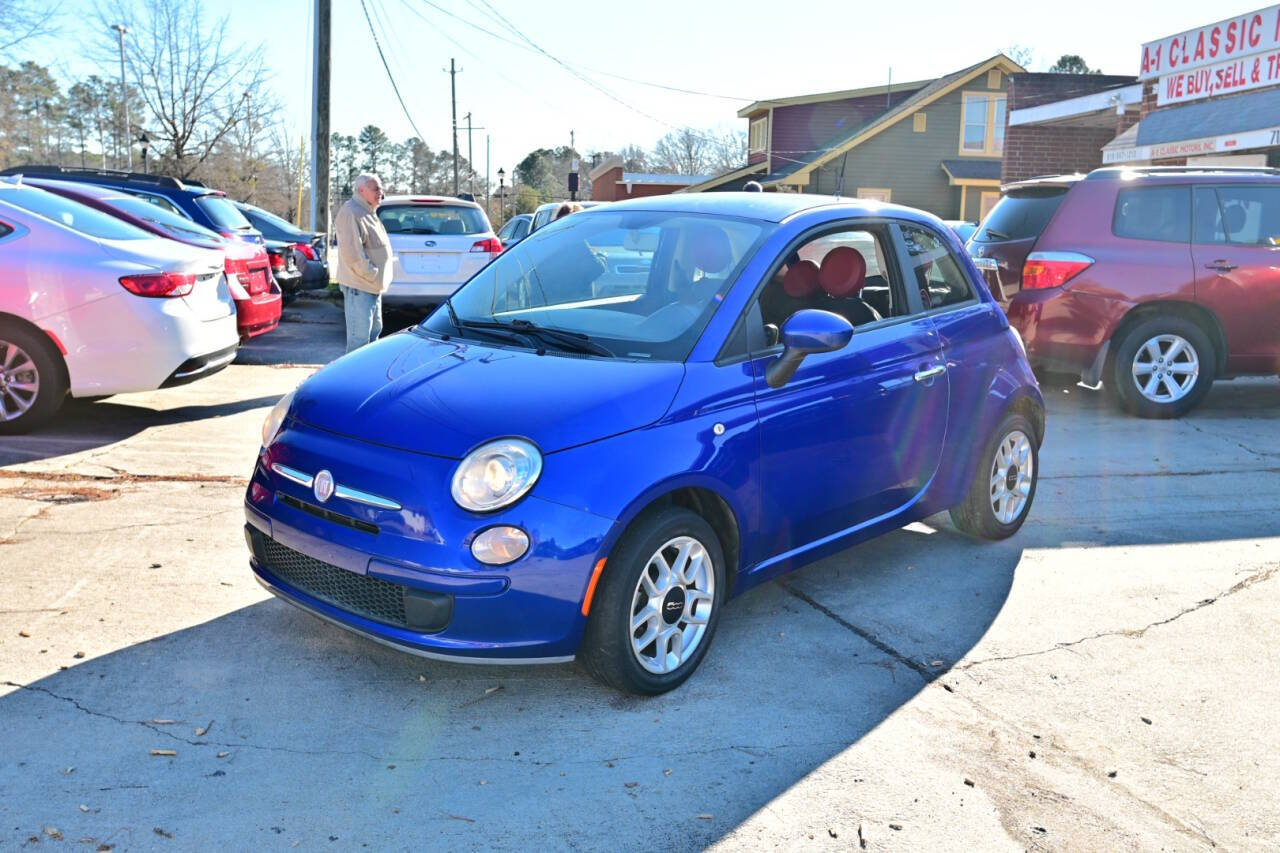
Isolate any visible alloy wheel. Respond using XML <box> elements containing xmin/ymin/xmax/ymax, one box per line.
<box><xmin>629</xmin><ymin>536</ymin><xmax>715</xmax><ymax>675</ymax></box>
<box><xmin>1131</xmin><ymin>334</ymin><xmax>1198</xmax><ymax>403</ymax></box>
<box><xmin>990</xmin><ymin>430</ymin><xmax>1034</xmax><ymax>525</ymax></box>
<box><xmin>0</xmin><ymin>339</ymin><xmax>40</xmax><ymax>423</ymax></box>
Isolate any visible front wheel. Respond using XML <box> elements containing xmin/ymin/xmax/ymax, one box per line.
<box><xmin>950</xmin><ymin>413</ymin><xmax>1039</xmax><ymax>540</ymax></box>
<box><xmin>1106</xmin><ymin>316</ymin><xmax>1215</xmax><ymax>418</ymax></box>
<box><xmin>580</xmin><ymin>507</ymin><xmax>725</xmax><ymax>695</ymax></box>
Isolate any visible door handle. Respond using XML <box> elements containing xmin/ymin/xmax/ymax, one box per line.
<box><xmin>913</xmin><ymin>364</ymin><xmax>947</xmax><ymax>383</ymax></box>
<box><xmin>1204</xmin><ymin>260</ymin><xmax>1238</xmax><ymax>272</ymax></box>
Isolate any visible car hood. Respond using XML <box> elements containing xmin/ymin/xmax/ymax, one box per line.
<box><xmin>291</xmin><ymin>332</ymin><xmax>685</xmax><ymax>458</ymax></box>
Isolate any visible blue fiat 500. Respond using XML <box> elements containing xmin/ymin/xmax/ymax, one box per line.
<box><xmin>246</xmin><ymin>193</ymin><xmax>1044</xmax><ymax>694</ymax></box>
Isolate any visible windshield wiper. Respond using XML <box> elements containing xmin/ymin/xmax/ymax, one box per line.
<box><xmin>506</xmin><ymin>319</ymin><xmax>613</xmax><ymax>357</ymax></box>
<box><xmin>981</xmin><ymin>227</ymin><xmax>1012</xmax><ymax>241</ymax></box>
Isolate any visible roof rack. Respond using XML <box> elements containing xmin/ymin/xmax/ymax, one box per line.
<box><xmin>1088</xmin><ymin>165</ymin><xmax>1280</xmax><ymax>179</ymax></box>
<box><xmin>0</xmin><ymin>164</ymin><xmax>189</xmax><ymax>189</ymax></box>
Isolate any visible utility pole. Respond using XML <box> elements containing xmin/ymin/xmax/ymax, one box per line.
<box><xmin>310</xmin><ymin>0</ymin><xmax>331</xmax><ymax>235</ymax></box>
<box><xmin>112</xmin><ymin>24</ymin><xmax>131</xmax><ymax>169</ymax></box>
<box><xmin>448</xmin><ymin>58</ymin><xmax>460</xmax><ymax>196</ymax></box>
<box><xmin>485</xmin><ymin>134</ymin><xmax>489</xmax><ymax>215</ymax></box>
<box><xmin>569</xmin><ymin>129</ymin><xmax>577</xmax><ymax>202</ymax></box>
<box><xmin>465</xmin><ymin>112</ymin><xmax>473</xmax><ymax>197</ymax></box>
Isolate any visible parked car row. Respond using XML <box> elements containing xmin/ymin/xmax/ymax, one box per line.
<box><xmin>967</xmin><ymin>165</ymin><xmax>1280</xmax><ymax>418</ymax></box>
<box><xmin>0</xmin><ymin>165</ymin><xmax>330</xmax><ymax>433</ymax></box>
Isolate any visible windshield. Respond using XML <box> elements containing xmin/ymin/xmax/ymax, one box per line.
<box><xmin>107</xmin><ymin>194</ymin><xmax>225</xmax><ymax>246</ymax></box>
<box><xmin>195</xmin><ymin>194</ymin><xmax>254</xmax><ymax>231</ymax></box>
<box><xmin>0</xmin><ymin>185</ymin><xmax>152</xmax><ymax>240</ymax></box>
<box><xmin>378</xmin><ymin>203</ymin><xmax>488</xmax><ymax>236</ymax></box>
<box><xmin>421</xmin><ymin>210</ymin><xmax>771</xmax><ymax>361</ymax></box>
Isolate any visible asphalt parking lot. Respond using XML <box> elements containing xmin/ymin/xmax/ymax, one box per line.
<box><xmin>2</xmin><ymin>298</ymin><xmax>1278</xmax><ymax>851</ymax></box>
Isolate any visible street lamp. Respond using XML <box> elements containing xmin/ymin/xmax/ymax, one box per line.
<box><xmin>112</xmin><ymin>24</ymin><xmax>131</xmax><ymax>169</ymax></box>
<box><xmin>497</xmin><ymin>168</ymin><xmax>505</xmax><ymax>220</ymax></box>
<box><xmin>138</xmin><ymin>132</ymin><xmax>150</xmax><ymax>174</ymax></box>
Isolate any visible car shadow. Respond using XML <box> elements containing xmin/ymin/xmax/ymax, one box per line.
<box><xmin>0</xmin><ymin>524</ymin><xmax>1018</xmax><ymax>849</ymax></box>
<box><xmin>0</xmin><ymin>395</ymin><xmax>284</xmax><ymax>467</ymax></box>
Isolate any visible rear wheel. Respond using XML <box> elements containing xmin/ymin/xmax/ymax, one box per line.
<box><xmin>0</xmin><ymin>321</ymin><xmax>67</xmax><ymax>435</ymax></box>
<box><xmin>1107</xmin><ymin>316</ymin><xmax>1215</xmax><ymax>418</ymax></box>
<box><xmin>950</xmin><ymin>413</ymin><xmax>1039</xmax><ymax>540</ymax></box>
<box><xmin>580</xmin><ymin>507</ymin><xmax>725</xmax><ymax>695</ymax></box>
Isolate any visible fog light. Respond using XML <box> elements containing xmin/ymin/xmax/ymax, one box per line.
<box><xmin>471</xmin><ymin>526</ymin><xmax>529</xmax><ymax>565</ymax></box>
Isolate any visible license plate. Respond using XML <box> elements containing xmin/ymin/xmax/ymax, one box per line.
<box><xmin>402</xmin><ymin>252</ymin><xmax>459</xmax><ymax>275</ymax></box>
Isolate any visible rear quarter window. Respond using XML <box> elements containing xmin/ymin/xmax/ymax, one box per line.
<box><xmin>973</xmin><ymin>188</ymin><xmax>1068</xmax><ymax>242</ymax></box>
<box><xmin>1113</xmin><ymin>185</ymin><xmax>1191</xmax><ymax>242</ymax></box>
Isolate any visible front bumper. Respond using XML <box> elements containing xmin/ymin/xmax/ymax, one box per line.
<box><xmin>245</xmin><ymin>422</ymin><xmax>616</xmax><ymax>662</ymax></box>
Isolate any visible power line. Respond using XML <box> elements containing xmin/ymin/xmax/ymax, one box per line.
<box><xmin>417</xmin><ymin>0</ymin><xmax>752</xmax><ymax>102</ymax></box>
<box><xmin>358</xmin><ymin>0</ymin><xmax>429</xmax><ymax>144</ymax></box>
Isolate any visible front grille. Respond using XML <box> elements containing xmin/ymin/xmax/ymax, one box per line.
<box><xmin>263</xmin><ymin>538</ymin><xmax>407</xmax><ymax>628</ymax></box>
<box><xmin>278</xmin><ymin>493</ymin><xmax>378</xmax><ymax>534</ymax></box>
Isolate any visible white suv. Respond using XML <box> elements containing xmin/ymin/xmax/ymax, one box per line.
<box><xmin>0</xmin><ymin>181</ymin><xmax>237</xmax><ymax>433</ymax></box>
<box><xmin>378</xmin><ymin>195</ymin><xmax>501</xmax><ymax>309</ymax></box>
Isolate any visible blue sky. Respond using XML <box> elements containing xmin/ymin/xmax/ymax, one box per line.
<box><xmin>20</xmin><ymin>0</ymin><xmax>1249</xmax><ymax>178</ymax></box>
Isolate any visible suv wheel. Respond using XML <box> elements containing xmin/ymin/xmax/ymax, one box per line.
<box><xmin>580</xmin><ymin>507</ymin><xmax>725</xmax><ymax>695</ymax></box>
<box><xmin>0</xmin><ymin>321</ymin><xmax>67</xmax><ymax>435</ymax></box>
<box><xmin>1107</xmin><ymin>316</ymin><xmax>1215</xmax><ymax>418</ymax></box>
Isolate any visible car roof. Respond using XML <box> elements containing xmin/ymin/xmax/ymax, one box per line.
<box><xmin>381</xmin><ymin>194</ymin><xmax>483</xmax><ymax>210</ymax></box>
<box><xmin>0</xmin><ymin>165</ymin><xmax>226</xmax><ymax>197</ymax></box>
<box><xmin>575</xmin><ymin>191</ymin><xmax>933</xmax><ymax>224</ymax></box>
<box><xmin>21</xmin><ymin>178</ymin><xmax>129</xmax><ymax>200</ymax></box>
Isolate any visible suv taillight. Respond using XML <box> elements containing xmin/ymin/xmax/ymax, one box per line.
<box><xmin>1021</xmin><ymin>252</ymin><xmax>1094</xmax><ymax>290</ymax></box>
<box><xmin>119</xmin><ymin>272</ymin><xmax>196</xmax><ymax>298</ymax></box>
<box><xmin>470</xmin><ymin>237</ymin><xmax>503</xmax><ymax>254</ymax></box>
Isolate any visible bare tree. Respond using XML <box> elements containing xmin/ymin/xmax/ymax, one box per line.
<box><xmin>707</xmin><ymin>128</ymin><xmax>746</xmax><ymax>174</ymax></box>
<box><xmin>1004</xmin><ymin>44</ymin><xmax>1035</xmax><ymax>69</ymax></box>
<box><xmin>0</xmin><ymin>0</ymin><xmax>61</xmax><ymax>57</ymax></box>
<box><xmin>95</xmin><ymin>0</ymin><xmax>269</xmax><ymax>178</ymax></box>
<box><xmin>652</xmin><ymin>128</ymin><xmax>711</xmax><ymax>176</ymax></box>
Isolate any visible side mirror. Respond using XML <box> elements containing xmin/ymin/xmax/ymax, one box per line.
<box><xmin>765</xmin><ymin>309</ymin><xmax>854</xmax><ymax>388</ymax></box>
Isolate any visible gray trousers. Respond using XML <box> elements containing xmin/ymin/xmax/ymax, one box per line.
<box><xmin>342</xmin><ymin>286</ymin><xmax>383</xmax><ymax>353</ymax></box>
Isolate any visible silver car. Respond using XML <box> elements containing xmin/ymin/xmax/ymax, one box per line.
<box><xmin>379</xmin><ymin>195</ymin><xmax>501</xmax><ymax>309</ymax></box>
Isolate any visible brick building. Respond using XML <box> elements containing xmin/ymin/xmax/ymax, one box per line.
<box><xmin>587</xmin><ymin>157</ymin><xmax>710</xmax><ymax>201</ymax></box>
<box><xmin>1005</xmin><ymin>4</ymin><xmax>1280</xmax><ymax>181</ymax></box>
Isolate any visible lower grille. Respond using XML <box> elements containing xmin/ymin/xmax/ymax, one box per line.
<box><xmin>263</xmin><ymin>538</ymin><xmax>407</xmax><ymax>628</ymax></box>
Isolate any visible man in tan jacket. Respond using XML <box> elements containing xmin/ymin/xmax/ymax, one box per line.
<box><xmin>335</xmin><ymin>173</ymin><xmax>393</xmax><ymax>352</ymax></box>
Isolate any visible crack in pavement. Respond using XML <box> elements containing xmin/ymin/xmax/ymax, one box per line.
<box><xmin>777</xmin><ymin>580</ymin><xmax>936</xmax><ymax>681</ymax></box>
<box><xmin>1041</xmin><ymin>466</ymin><xmax>1280</xmax><ymax>481</ymax></box>
<box><xmin>957</xmin><ymin>564</ymin><xmax>1277</xmax><ymax>671</ymax></box>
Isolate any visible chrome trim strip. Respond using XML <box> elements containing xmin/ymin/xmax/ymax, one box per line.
<box><xmin>270</xmin><ymin>463</ymin><xmax>313</xmax><ymax>487</ymax></box>
<box><xmin>334</xmin><ymin>484</ymin><xmax>402</xmax><ymax>511</ymax></box>
<box><xmin>253</xmin><ymin>574</ymin><xmax>575</xmax><ymax>665</ymax></box>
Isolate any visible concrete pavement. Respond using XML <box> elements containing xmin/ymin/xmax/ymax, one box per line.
<box><xmin>1</xmin><ymin>302</ymin><xmax>1277</xmax><ymax>850</ymax></box>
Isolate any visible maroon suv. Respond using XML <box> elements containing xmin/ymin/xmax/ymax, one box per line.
<box><xmin>969</xmin><ymin>167</ymin><xmax>1280</xmax><ymax>418</ymax></box>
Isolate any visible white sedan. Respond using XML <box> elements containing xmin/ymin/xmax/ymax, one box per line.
<box><xmin>0</xmin><ymin>180</ymin><xmax>239</xmax><ymax>433</ymax></box>
<box><xmin>378</xmin><ymin>195</ymin><xmax>502</xmax><ymax>309</ymax></box>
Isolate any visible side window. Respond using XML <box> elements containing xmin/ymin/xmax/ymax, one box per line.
<box><xmin>899</xmin><ymin>224</ymin><xmax>973</xmax><ymax>310</ymax></box>
<box><xmin>1205</xmin><ymin>185</ymin><xmax>1280</xmax><ymax>246</ymax></box>
<box><xmin>756</xmin><ymin>225</ymin><xmax>904</xmax><ymax>344</ymax></box>
<box><xmin>127</xmin><ymin>190</ymin><xmax>189</xmax><ymax>219</ymax></box>
<box><xmin>1113</xmin><ymin>186</ymin><xmax>1190</xmax><ymax>242</ymax></box>
<box><xmin>0</xmin><ymin>221</ymin><xmax>13</xmax><ymax>240</ymax></box>
<box><xmin>1193</xmin><ymin>187</ymin><xmax>1226</xmax><ymax>244</ymax></box>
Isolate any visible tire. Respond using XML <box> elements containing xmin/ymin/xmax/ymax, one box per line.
<box><xmin>0</xmin><ymin>321</ymin><xmax>67</xmax><ymax>435</ymax></box>
<box><xmin>1106</xmin><ymin>316</ymin><xmax>1216</xmax><ymax>419</ymax></box>
<box><xmin>580</xmin><ymin>507</ymin><xmax>726</xmax><ymax>695</ymax></box>
<box><xmin>950</xmin><ymin>413</ymin><xmax>1039</xmax><ymax>540</ymax></box>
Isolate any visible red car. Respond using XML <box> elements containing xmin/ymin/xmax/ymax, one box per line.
<box><xmin>968</xmin><ymin>166</ymin><xmax>1280</xmax><ymax>418</ymax></box>
<box><xmin>27</xmin><ymin>178</ymin><xmax>281</xmax><ymax>340</ymax></box>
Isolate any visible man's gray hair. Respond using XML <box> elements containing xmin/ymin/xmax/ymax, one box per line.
<box><xmin>354</xmin><ymin>173</ymin><xmax>382</xmax><ymax>192</ymax></box>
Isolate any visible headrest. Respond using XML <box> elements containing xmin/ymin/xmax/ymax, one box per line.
<box><xmin>1223</xmin><ymin>203</ymin><xmax>1247</xmax><ymax>235</ymax></box>
<box><xmin>818</xmin><ymin>246</ymin><xmax>866</xmax><ymax>297</ymax></box>
<box><xmin>688</xmin><ymin>225</ymin><xmax>734</xmax><ymax>274</ymax></box>
<box><xmin>782</xmin><ymin>260</ymin><xmax>820</xmax><ymax>298</ymax></box>
<box><xmin>438</xmin><ymin>219</ymin><xmax>465</xmax><ymax>234</ymax></box>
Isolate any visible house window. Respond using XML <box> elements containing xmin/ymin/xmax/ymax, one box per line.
<box><xmin>913</xmin><ymin>113</ymin><xmax>926</xmax><ymax>133</ymax></box>
<box><xmin>749</xmin><ymin>117</ymin><xmax>767</xmax><ymax>153</ymax></box>
<box><xmin>857</xmin><ymin>188</ymin><xmax>892</xmax><ymax>202</ymax></box>
<box><xmin>987</xmin><ymin>69</ymin><xmax>1002</xmax><ymax>89</ymax></box>
<box><xmin>960</xmin><ymin>93</ymin><xmax>1007</xmax><ymax>156</ymax></box>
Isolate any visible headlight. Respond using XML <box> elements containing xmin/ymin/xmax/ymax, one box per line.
<box><xmin>451</xmin><ymin>439</ymin><xmax>542</xmax><ymax>512</ymax></box>
<box><xmin>261</xmin><ymin>390</ymin><xmax>295</xmax><ymax>447</ymax></box>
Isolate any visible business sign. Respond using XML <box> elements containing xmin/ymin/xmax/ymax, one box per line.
<box><xmin>1158</xmin><ymin>48</ymin><xmax>1280</xmax><ymax>103</ymax></box>
<box><xmin>1140</xmin><ymin>5</ymin><xmax>1280</xmax><ymax>80</ymax></box>
<box><xmin>1103</xmin><ymin>124</ymin><xmax>1280</xmax><ymax>163</ymax></box>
